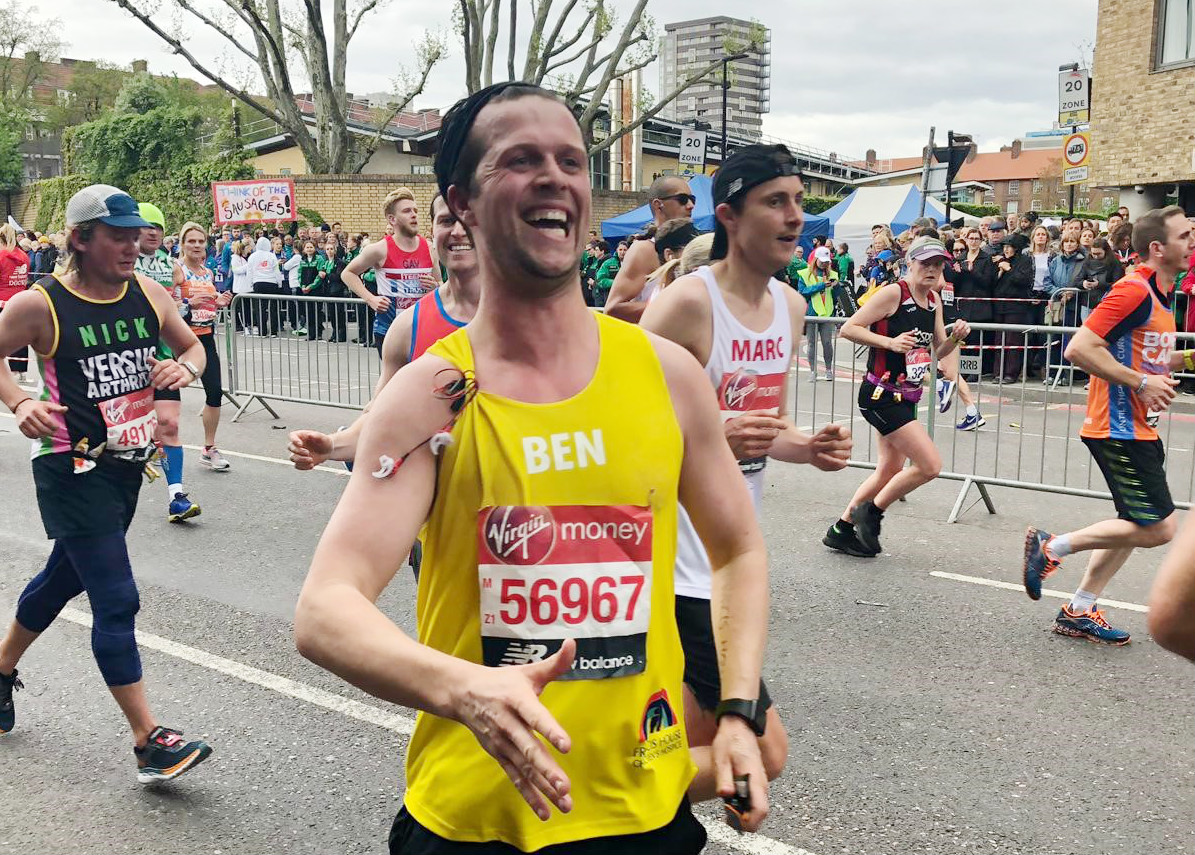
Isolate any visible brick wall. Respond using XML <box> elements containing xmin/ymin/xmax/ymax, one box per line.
<box><xmin>7</xmin><ymin>175</ymin><xmax>648</xmax><ymax>237</ymax></box>
<box><xmin>8</xmin><ymin>185</ymin><xmax>41</xmax><ymax>229</ymax></box>
<box><xmin>1092</xmin><ymin>0</ymin><xmax>1195</xmax><ymax>187</ymax></box>
<box><xmin>279</xmin><ymin>174</ymin><xmax>647</xmax><ymax>237</ymax></box>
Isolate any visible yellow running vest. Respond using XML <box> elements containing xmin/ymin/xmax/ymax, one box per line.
<box><xmin>405</xmin><ymin>313</ymin><xmax>694</xmax><ymax>849</ymax></box>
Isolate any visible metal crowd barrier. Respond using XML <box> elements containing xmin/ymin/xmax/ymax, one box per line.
<box><xmin>796</xmin><ymin>315</ymin><xmax>1195</xmax><ymax>523</ymax></box>
<box><xmin>223</xmin><ymin>294</ymin><xmax>382</xmax><ymax>421</ymax></box>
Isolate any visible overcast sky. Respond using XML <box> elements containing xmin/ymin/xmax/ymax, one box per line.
<box><xmin>62</xmin><ymin>0</ymin><xmax>1096</xmax><ymax>160</ymax></box>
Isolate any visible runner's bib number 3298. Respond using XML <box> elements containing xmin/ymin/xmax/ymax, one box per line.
<box><xmin>98</xmin><ymin>387</ymin><xmax>158</xmax><ymax>452</ymax></box>
<box><xmin>477</xmin><ymin>504</ymin><xmax>652</xmax><ymax>680</ymax></box>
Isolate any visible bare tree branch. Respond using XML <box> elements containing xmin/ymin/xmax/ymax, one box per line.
<box><xmin>587</xmin><ymin>56</ymin><xmax>723</xmax><ymax>156</ymax></box>
<box><xmin>536</xmin><ymin>0</ymin><xmax>582</xmax><ymax>64</ymax></box>
<box><xmin>482</xmin><ymin>0</ymin><xmax>502</xmax><ymax>87</ymax></box>
<box><xmin>174</xmin><ymin>0</ymin><xmax>258</xmax><ymax>62</ymax></box>
<box><xmin>351</xmin><ymin>35</ymin><xmax>443</xmax><ymax>170</ymax></box>
<box><xmin>506</xmin><ymin>0</ymin><xmax>516</xmax><ymax>80</ymax></box>
<box><xmin>520</xmin><ymin>0</ymin><xmax>556</xmax><ymax>80</ymax></box>
<box><xmin>539</xmin><ymin>28</ymin><xmax>604</xmax><ymax>81</ymax></box>
<box><xmin>107</xmin><ymin>0</ymin><xmax>281</xmax><ymax>124</ymax></box>
<box><xmin>347</xmin><ymin>0</ymin><xmax>381</xmax><ymax>42</ymax></box>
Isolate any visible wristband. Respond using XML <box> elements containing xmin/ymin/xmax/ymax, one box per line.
<box><xmin>8</xmin><ymin>396</ymin><xmax>32</xmax><ymax>414</ymax></box>
<box><xmin>1135</xmin><ymin>374</ymin><xmax>1148</xmax><ymax>395</ymax></box>
<box><xmin>1184</xmin><ymin>350</ymin><xmax>1195</xmax><ymax>373</ymax></box>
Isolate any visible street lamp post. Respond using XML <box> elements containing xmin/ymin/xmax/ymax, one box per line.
<box><xmin>720</xmin><ymin>51</ymin><xmax>751</xmax><ymax>167</ymax></box>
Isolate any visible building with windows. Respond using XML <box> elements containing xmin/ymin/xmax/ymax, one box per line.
<box><xmin>856</xmin><ymin>136</ymin><xmax>1119</xmax><ymax>216</ymax></box>
<box><xmin>1090</xmin><ymin>0</ymin><xmax>1195</xmax><ymax>214</ymax></box>
<box><xmin>658</xmin><ymin>17</ymin><xmax>771</xmax><ymax>141</ymax></box>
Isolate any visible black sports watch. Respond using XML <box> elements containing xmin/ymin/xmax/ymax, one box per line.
<box><xmin>715</xmin><ymin>698</ymin><xmax>766</xmax><ymax>737</ymax></box>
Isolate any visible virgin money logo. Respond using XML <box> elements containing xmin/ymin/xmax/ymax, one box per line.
<box><xmin>483</xmin><ymin>505</ymin><xmax>556</xmax><ymax>565</ymax></box>
<box><xmin>721</xmin><ymin>369</ymin><xmax>758</xmax><ymax>411</ymax></box>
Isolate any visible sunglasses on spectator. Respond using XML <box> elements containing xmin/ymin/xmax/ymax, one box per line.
<box><xmin>660</xmin><ymin>193</ymin><xmax>697</xmax><ymax>206</ymax></box>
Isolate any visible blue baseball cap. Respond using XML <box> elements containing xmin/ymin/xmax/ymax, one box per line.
<box><xmin>65</xmin><ymin>184</ymin><xmax>153</xmax><ymax>229</ymax></box>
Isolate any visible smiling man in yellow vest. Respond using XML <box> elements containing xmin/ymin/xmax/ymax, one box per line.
<box><xmin>294</xmin><ymin>82</ymin><xmax>772</xmax><ymax>854</ymax></box>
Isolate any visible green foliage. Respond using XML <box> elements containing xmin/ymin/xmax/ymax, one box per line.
<box><xmin>951</xmin><ymin>202</ymin><xmax>1001</xmax><ymax>218</ymax></box>
<box><xmin>40</xmin><ymin>61</ymin><xmax>126</xmax><ymax>134</ymax></box>
<box><xmin>950</xmin><ymin>201</ymin><xmax>1107</xmax><ymax>221</ymax></box>
<box><xmin>0</xmin><ymin>103</ymin><xmax>25</xmax><ymax>195</ymax></box>
<box><xmin>66</xmin><ymin>105</ymin><xmax>203</xmax><ymax>189</ymax></box>
<box><xmin>296</xmin><ymin>207</ymin><xmax>326</xmax><ymax>227</ymax></box>
<box><xmin>33</xmin><ymin>174</ymin><xmax>89</xmax><ymax>232</ymax></box>
<box><xmin>128</xmin><ymin>155</ymin><xmax>254</xmax><ymax>230</ymax></box>
<box><xmin>40</xmin><ymin>76</ymin><xmax>252</xmax><ymax>231</ymax></box>
<box><xmin>113</xmin><ymin>73</ymin><xmax>169</xmax><ymax>115</ymax></box>
<box><xmin>803</xmin><ymin>195</ymin><xmax>842</xmax><ymax>216</ymax></box>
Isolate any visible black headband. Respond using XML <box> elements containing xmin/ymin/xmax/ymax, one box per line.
<box><xmin>434</xmin><ymin>81</ymin><xmax>553</xmax><ymax>201</ymax></box>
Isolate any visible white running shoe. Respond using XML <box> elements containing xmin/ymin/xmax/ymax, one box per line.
<box><xmin>200</xmin><ymin>447</ymin><xmax>231</xmax><ymax>472</ymax></box>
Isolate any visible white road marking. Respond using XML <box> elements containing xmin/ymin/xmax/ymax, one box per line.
<box><xmin>40</xmin><ymin>599</ymin><xmax>811</xmax><ymax>855</ymax></box>
<box><xmin>181</xmin><ymin>443</ymin><xmax>349</xmax><ymax>476</ymax></box>
<box><xmin>929</xmin><ymin>571</ymin><xmax>1149</xmax><ymax>613</ymax></box>
<box><xmin>57</xmin><ymin>605</ymin><xmax>413</xmax><ymax>734</ymax></box>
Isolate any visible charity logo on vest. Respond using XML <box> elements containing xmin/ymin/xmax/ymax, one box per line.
<box><xmin>78</xmin><ymin>345</ymin><xmax>155</xmax><ymax>399</ymax></box>
<box><xmin>477</xmin><ymin>504</ymin><xmax>654</xmax><ymax>680</ymax></box>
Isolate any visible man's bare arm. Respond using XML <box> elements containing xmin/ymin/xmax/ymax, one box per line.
<box><xmin>295</xmin><ymin>356</ymin><xmax>576</xmax><ymax>819</ymax></box>
<box><xmin>1149</xmin><ymin>511</ymin><xmax>1195</xmax><ymax>662</ymax></box>
<box><xmin>342</xmin><ymin>241</ymin><xmax>388</xmax><ymax>310</ymax></box>
<box><xmin>767</xmin><ymin>287</ymin><xmax>851</xmax><ymax>468</ymax></box>
<box><xmin>0</xmin><ymin>289</ymin><xmax>52</xmax><ymax>412</ymax></box>
<box><xmin>292</xmin><ymin>306</ymin><xmax>415</xmax><ymax>467</ymax></box>
<box><xmin>651</xmin><ymin>333</ymin><xmax>769</xmax><ymax>830</ymax></box>
<box><xmin>605</xmin><ymin>241</ymin><xmax>659</xmax><ymax>322</ymax></box>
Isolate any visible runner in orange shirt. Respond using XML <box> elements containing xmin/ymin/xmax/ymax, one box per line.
<box><xmin>1023</xmin><ymin>206</ymin><xmax>1195</xmax><ymax>644</ymax></box>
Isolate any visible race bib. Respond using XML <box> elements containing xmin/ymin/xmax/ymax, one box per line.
<box><xmin>378</xmin><ymin>267</ymin><xmax>434</xmax><ymax>310</ymax></box>
<box><xmin>941</xmin><ymin>282</ymin><xmax>955</xmax><ymax>306</ymax></box>
<box><xmin>906</xmin><ymin>347</ymin><xmax>931</xmax><ymax>385</ymax></box>
<box><xmin>477</xmin><ymin>504</ymin><xmax>652</xmax><ymax>681</ymax></box>
<box><xmin>190</xmin><ymin>308</ymin><xmax>218</xmax><ymax>328</ymax></box>
<box><xmin>98</xmin><ymin>387</ymin><xmax>157</xmax><ymax>452</ymax></box>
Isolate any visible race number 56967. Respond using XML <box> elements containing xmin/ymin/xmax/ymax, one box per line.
<box><xmin>498</xmin><ymin>575</ymin><xmax>645</xmax><ymax>627</ymax></box>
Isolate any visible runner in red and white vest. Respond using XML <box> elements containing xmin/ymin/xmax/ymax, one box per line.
<box><xmin>341</xmin><ymin>187</ymin><xmax>440</xmax><ymax>354</ymax></box>
<box><xmin>288</xmin><ymin>193</ymin><xmax>478</xmax><ymax>469</ymax></box>
<box><xmin>640</xmin><ymin>144</ymin><xmax>853</xmax><ymax>805</ymax></box>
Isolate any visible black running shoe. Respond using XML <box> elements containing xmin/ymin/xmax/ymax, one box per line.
<box><xmin>850</xmin><ymin>501</ymin><xmax>884</xmax><ymax>555</ymax></box>
<box><xmin>823</xmin><ymin>522</ymin><xmax>878</xmax><ymax>557</ymax></box>
<box><xmin>0</xmin><ymin>669</ymin><xmax>22</xmax><ymax>734</ymax></box>
<box><xmin>134</xmin><ymin>726</ymin><xmax>212</xmax><ymax>783</ymax></box>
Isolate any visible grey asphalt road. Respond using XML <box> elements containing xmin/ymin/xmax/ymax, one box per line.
<box><xmin>0</xmin><ymin>370</ymin><xmax>1191</xmax><ymax>855</ymax></box>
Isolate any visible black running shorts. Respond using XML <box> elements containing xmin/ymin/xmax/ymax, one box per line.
<box><xmin>388</xmin><ymin>797</ymin><xmax>706</xmax><ymax>854</ymax></box>
<box><xmin>858</xmin><ymin>383</ymin><xmax>919</xmax><ymax>437</ymax></box>
<box><xmin>32</xmin><ymin>453</ymin><xmax>144</xmax><ymax>539</ymax></box>
<box><xmin>1082</xmin><ymin>437</ymin><xmax>1174</xmax><ymax>526</ymax></box>
<box><xmin>675</xmin><ymin>594</ymin><xmax>772</xmax><ymax>714</ymax></box>
<box><xmin>153</xmin><ymin>387</ymin><xmax>181</xmax><ymax>402</ymax></box>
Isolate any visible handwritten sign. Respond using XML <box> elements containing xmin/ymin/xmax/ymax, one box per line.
<box><xmin>212</xmin><ymin>179</ymin><xmax>296</xmax><ymax>226</ymax></box>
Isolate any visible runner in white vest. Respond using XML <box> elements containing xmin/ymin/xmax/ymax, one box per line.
<box><xmin>641</xmin><ymin>144</ymin><xmax>853</xmax><ymax>803</ymax></box>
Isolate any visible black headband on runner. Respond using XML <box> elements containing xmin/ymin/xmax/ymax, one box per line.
<box><xmin>435</xmin><ymin>81</ymin><xmax>554</xmax><ymax>200</ymax></box>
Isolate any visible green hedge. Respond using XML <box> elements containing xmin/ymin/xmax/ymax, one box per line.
<box><xmin>803</xmin><ymin>195</ymin><xmax>840</xmax><ymax>215</ymax></box>
<box><xmin>949</xmin><ymin>201</ymin><xmax>1107</xmax><ymax>221</ymax></box>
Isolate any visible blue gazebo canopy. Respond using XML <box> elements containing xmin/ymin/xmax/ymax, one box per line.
<box><xmin>600</xmin><ymin>173</ymin><xmax>829</xmax><ymax>250</ymax></box>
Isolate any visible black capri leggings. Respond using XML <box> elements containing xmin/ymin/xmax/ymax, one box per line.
<box><xmin>198</xmin><ymin>333</ymin><xmax>223</xmax><ymax>408</ymax></box>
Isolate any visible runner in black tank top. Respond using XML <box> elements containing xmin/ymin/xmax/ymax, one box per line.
<box><xmin>0</xmin><ymin>184</ymin><xmax>215</xmax><ymax>784</ymax></box>
<box><xmin>823</xmin><ymin>236</ymin><xmax>971</xmax><ymax>557</ymax></box>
